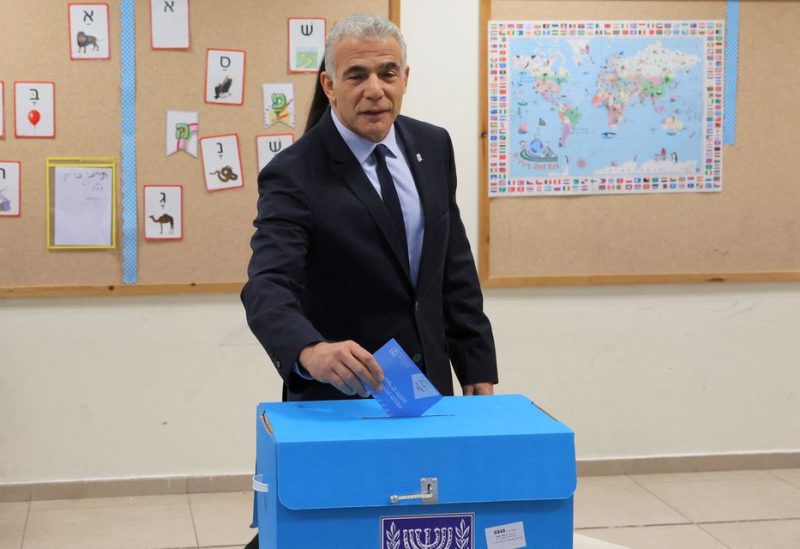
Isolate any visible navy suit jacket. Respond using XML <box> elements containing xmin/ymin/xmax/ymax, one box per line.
<box><xmin>241</xmin><ymin>110</ymin><xmax>497</xmax><ymax>401</ymax></box>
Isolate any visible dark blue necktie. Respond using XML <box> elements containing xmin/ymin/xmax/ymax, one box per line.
<box><xmin>373</xmin><ymin>144</ymin><xmax>408</xmax><ymax>263</ymax></box>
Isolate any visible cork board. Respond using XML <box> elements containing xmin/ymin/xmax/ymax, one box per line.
<box><xmin>1</xmin><ymin>0</ymin><xmax>396</xmax><ymax>297</ymax></box>
<box><xmin>479</xmin><ymin>0</ymin><xmax>800</xmax><ymax>286</ymax></box>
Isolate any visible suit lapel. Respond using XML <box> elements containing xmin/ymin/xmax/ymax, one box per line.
<box><xmin>395</xmin><ymin>117</ymin><xmax>439</xmax><ymax>293</ymax></box>
<box><xmin>320</xmin><ymin>111</ymin><xmax>412</xmax><ymax>284</ymax></box>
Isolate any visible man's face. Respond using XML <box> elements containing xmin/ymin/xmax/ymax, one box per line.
<box><xmin>321</xmin><ymin>36</ymin><xmax>409</xmax><ymax>143</ymax></box>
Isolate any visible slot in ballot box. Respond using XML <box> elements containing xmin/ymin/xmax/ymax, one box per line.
<box><xmin>254</xmin><ymin>394</ymin><xmax>576</xmax><ymax>549</ymax></box>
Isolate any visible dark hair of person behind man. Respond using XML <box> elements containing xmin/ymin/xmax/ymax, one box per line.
<box><xmin>304</xmin><ymin>59</ymin><xmax>329</xmax><ymax>134</ymax></box>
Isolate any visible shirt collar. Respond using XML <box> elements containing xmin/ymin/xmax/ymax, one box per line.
<box><xmin>331</xmin><ymin>109</ymin><xmax>400</xmax><ymax>164</ymax></box>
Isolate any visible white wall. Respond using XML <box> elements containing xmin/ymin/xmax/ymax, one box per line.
<box><xmin>1</xmin><ymin>0</ymin><xmax>798</xmax><ymax>485</ymax></box>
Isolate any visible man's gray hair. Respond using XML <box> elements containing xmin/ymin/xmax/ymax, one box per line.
<box><xmin>324</xmin><ymin>14</ymin><xmax>407</xmax><ymax>80</ymax></box>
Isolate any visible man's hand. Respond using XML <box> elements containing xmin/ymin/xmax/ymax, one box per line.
<box><xmin>462</xmin><ymin>382</ymin><xmax>494</xmax><ymax>396</ymax></box>
<box><xmin>299</xmin><ymin>341</ymin><xmax>384</xmax><ymax>397</ymax></box>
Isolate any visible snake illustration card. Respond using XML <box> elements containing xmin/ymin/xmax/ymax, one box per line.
<box><xmin>143</xmin><ymin>185</ymin><xmax>182</xmax><ymax>240</ymax></box>
<box><xmin>205</xmin><ymin>48</ymin><xmax>245</xmax><ymax>105</ymax></box>
<box><xmin>200</xmin><ymin>133</ymin><xmax>244</xmax><ymax>191</ymax></box>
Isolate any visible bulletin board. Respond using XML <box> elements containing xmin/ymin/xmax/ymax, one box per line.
<box><xmin>0</xmin><ymin>0</ymin><xmax>397</xmax><ymax>297</ymax></box>
<box><xmin>479</xmin><ymin>0</ymin><xmax>800</xmax><ymax>286</ymax></box>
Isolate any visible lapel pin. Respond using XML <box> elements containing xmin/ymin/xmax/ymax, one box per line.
<box><xmin>416</xmin><ymin>153</ymin><xmax>423</xmax><ymax>163</ymax></box>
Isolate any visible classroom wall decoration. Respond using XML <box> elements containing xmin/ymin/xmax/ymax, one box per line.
<box><xmin>479</xmin><ymin>0</ymin><xmax>800</xmax><ymax>287</ymax></box>
<box><xmin>0</xmin><ymin>161</ymin><xmax>21</xmax><ymax>217</ymax></box>
<box><xmin>1</xmin><ymin>0</ymin><xmax>394</xmax><ymax>296</ymax></box>
<box><xmin>68</xmin><ymin>3</ymin><xmax>112</xmax><ymax>60</ymax></box>
<box><xmin>143</xmin><ymin>185</ymin><xmax>182</xmax><ymax>240</ymax></box>
<box><xmin>488</xmin><ymin>20</ymin><xmax>724</xmax><ymax>197</ymax></box>
<box><xmin>149</xmin><ymin>0</ymin><xmax>190</xmax><ymax>50</ymax></box>
<box><xmin>14</xmin><ymin>82</ymin><xmax>56</xmax><ymax>139</ymax></box>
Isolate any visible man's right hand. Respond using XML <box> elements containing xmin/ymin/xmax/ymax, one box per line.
<box><xmin>298</xmin><ymin>341</ymin><xmax>384</xmax><ymax>397</ymax></box>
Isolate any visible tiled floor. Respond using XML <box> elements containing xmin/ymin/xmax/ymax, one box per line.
<box><xmin>1</xmin><ymin>469</ymin><xmax>798</xmax><ymax>548</ymax></box>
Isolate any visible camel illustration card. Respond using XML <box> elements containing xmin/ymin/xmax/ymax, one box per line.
<box><xmin>50</xmin><ymin>165</ymin><xmax>114</xmax><ymax>248</ymax></box>
<box><xmin>288</xmin><ymin>18</ymin><xmax>326</xmax><ymax>73</ymax></box>
<box><xmin>0</xmin><ymin>161</ymin><xmax>21</xmax><ymax>217</ymax></box>
<box><xmin>150</xmin><ymin>0</ymin><xmax>190</xmax><ymax>50</ymax></box>
<box><xmin>200</xmin><ymin>133</ymin><xmax>244</xmax><ymax>191</ymax></box>
<box><xmin>144</xmin><ymin>185</ymin><xmax>182</xmax><ymax>240</ymax></box>
<box><xmin>166</xmin><ymin>110</ymin><xmax>199</xmax><ymax>157</ymax></box>
<box><xmin>256</xmin><ymin>134</ymin><xmax>294</xmax><ymax>173</ymax></box>
<box><xmin>205</xmin><ymin>49</ymin><xmax>245</xmax><ymax>105</ymax></box>
<box><xmin>68</xmin><ymin>3</ymin><xmax>111</xmax><ymax>60</ymax></box>
<box><xmin>15</xmin><ymin>82</ymin><xmax>55</xmax><ymax>138</ymax></box>
<box><xmin>262</xmin><ymin>83</ymin><xmax>295</xmax><ymax>129</ymax></box>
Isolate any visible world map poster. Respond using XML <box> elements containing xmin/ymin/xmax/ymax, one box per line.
<box><xmin>488</xmin><ymin>21</ymin><xmax>725</xmax><ymax>196</ymax></box>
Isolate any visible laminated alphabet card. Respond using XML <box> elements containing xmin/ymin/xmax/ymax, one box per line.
<box><xmin>200</xmin><ymin>133</ymin><xmax>244</xmax><ymax>191</ymax></box>
<box><xmin>68</xmin><ymin>3</ymin><xmax>111</xmax><ymax>60</ymax></box>
<box><xmin>205</xmin><ymin>49</ymin><xmax>245</xmax><ymax>105</ymax></box>
<box><xmin>256</xmin><ymin>134</ymin><xmax>294</xmax><ymax>173</ymax></box>
<box><xmin>166</xmin><ymin>110</ymin><xmax>199</xmax><ymax>157</ymax></box>
<box><xmin>288</xmin><ymin>18</ymin><xmax>326</xmax><ymax>73</ymax></box>
<box><xmin>0</xmin><ymin>161</ymin><xmax>21</xmax><ymax>217</ymax></box>
<box><xmin>144</xmin><ymin>185</ymin><xmax>182</xmax><ymax>240</ymax></box>
<box><xmin>15</xmin><ymin>82</ymin><xmax>55</xmax><ymax>138</ymax></box>
<box><xmin>262</xmin><ymin>83</ymin><xmax>295</xmax><ymax>129</ymax></box>
<box><xmin>150</xmin><ymin>0</ymin><xmax>190</xmax><ymax>50</ymax></box>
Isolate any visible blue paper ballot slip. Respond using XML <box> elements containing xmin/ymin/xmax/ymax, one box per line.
<box><xmin>369</xmin><ymin>339</ymin><xmax>442</xmax><ymax>417</ymax></box>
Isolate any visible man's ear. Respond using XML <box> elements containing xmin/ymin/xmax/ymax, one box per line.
<box><xmin>320</xmin><ymin>71</ymin><xmax>336</xmax><ymax>103</ymax></box>
<box><xmin>402</xmin><ymin>65</ymin><xmax>410</xmax><ymax>93</ymax></box>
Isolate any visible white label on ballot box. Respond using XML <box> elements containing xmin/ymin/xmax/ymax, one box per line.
<box><xmin>485</xmin><ymin>521</ymin><xmax>527</xmax><ymax>549</ymax></box>
<box><xmin>370</xmin><ymin>339</ymin><xmax>442</xmax><ymax>417</ymax></box>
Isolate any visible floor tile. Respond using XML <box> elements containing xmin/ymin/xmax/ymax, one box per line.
<box><xmin>574</xmin><ymin>533</ymin><xmax>630</xmax><ymax>548</ymax></box>
<box><xmin>580</xmin><ymin>524</ymin><xmax>727</xmax><ymax>549</ymax></box>
<box><xmin>574</xmin><ymin>476</ymin><xmax>689</xmax><ymax>529</ymax></box>
<box><xmin>771</xmin><ymin>468</ymin><xmax>800</xmax><ymax>489</ymax></box>
<box><xmin>642</xmin><ymin>477</ymin><xmax>800</xmax><ymax>523</ymax></box>
<box><xmin>189</xmin><ymin>492</ymin><xmax>254</xmax><ymax>547</ymax></box>
<box><xmin>0</xmin><ymin>502</ymin><xmax>28</xmax><ymax>549</ymax></box>
<box><xmin>631</xmin><ymin>469</ymin><xmax>774</xmax><ymax>485</ymax></box>
<box><xmin>23</xmin><ymin>495</ymin><xmax>197</xmax><ymax>549</ymax></box>
<box><xmin>701</xmin><ymin>519</ymin><xmax>800</xmax><ymax>549</ymax></box>
<box><xmin>30</xmin><ymin>494</ymin><xmax>190</xmax><ymax>511</ymax></box>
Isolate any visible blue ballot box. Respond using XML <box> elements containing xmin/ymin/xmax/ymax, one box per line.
<box><xmin>254</xmin><ymin>394</ymin><xmax>576</xmax><ymax>549</ymax></box>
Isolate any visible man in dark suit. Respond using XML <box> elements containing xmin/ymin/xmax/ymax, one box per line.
<box><xmin>242</xmin><ymin>13</ymin><xmax>496</xmax><ymax>402</ymax></box>
<box><xmin>241</xmin><ymin>13</ymin><xmax>497</xmax><ymax>548</ymax></box>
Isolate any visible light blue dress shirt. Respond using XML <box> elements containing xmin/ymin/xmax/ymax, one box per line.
<box><xmin>331</xmin><ymin>110</ymin><xmax>424</xmax><ymax>284</ymax></box>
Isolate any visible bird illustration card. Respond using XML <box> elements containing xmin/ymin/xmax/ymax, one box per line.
<box><xmin>200</xmin><ymin>133</ymin><xmax>244</xmax><ymax>191</ymax></box>
<box><xmin>0</xmin><ymin>161</ymin><xmax>21</xmax><ymax>218</ymax></box>
<box><xmin>144</xmin><ymin>185</ymin><xmax>182</xmax><ymax>240</ymax></box>
<box><xmin>262</xmin><ymin>83</ymin><xmax>295</xmax><ymax>129</ymax></box>
<box><xmin>205</xmin><ymin>49</ymin><xmax>245</xmax><ymax>105</ymax></box>
<box><xmin>166</xmin><ymin>110</ymin><xmax>199</xmax><ymax>157</ymax></box>
<box><xmin>150</xmin><ymin>0</ymin><xmax>190</xmax><ymax>50</ymax></box>
<box><xmin>288</xmin><ymin>18</ymin><xmax>326</xmax><ymax>73</ymax></box>
<box><xmin>256</xmin><ymin>134</ymin><xmax>294</xmax><ymax>173</ymax></box>
<box><xmin>68</xmin><ymin>3</ymin><xmax>111</xmax><ymax>60</ymax></box>
<box><xmin>15</xmin><ymin>82</ymin><xmax>55</xmax><ymax>138</ymax></box>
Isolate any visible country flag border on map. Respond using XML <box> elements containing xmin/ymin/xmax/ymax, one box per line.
<box><xmin>487</xmin><ymin>20</ymin><xmax>725</xmax><ymax>197</ymax></box>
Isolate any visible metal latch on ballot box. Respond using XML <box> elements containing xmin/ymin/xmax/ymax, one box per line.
<box><xmin>389</xmin><ymin>477</ymin><xmax>438</xmax><ymax>505</ymax></box>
